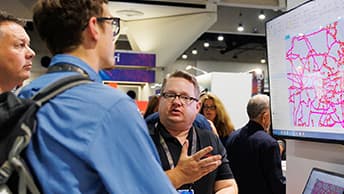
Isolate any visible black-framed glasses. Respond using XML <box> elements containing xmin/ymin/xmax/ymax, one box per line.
<box><xmin>96</xmin><ymin>17</ymin><xmax>120</xmax><ymax>36</ymax></box>
<box><xmin>203</xmin><ymin>105</ymin><xmax>216</xmax><ymax>111</ymax></box>
<box><xmin>161</xmin><ymin>92</ymin><xmax>198</xmax><ymax>105</ymax></box>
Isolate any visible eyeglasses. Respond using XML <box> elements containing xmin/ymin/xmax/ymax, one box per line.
<box><xmin>203</xmin><ymin>105</ymin><xmax>216</xmax><ymax>111</ymax></box>
<box><xmin>161</xmin><ymin>92</ymin><xmax>198</xmax><ymax>105</ymax></box>
<box><xmin>96</xmin><ymin>17</ymin><xmax>120</xmax><ymax>36</ymax></box>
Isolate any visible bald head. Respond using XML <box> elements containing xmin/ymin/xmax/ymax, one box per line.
<box><xmin>246</xmin><ymin>94</ymin><xmax>269</xmax><ymax>120</ymax></box>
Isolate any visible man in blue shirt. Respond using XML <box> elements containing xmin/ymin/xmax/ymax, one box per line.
<box><xmin>19</xmin><ymin>0</ymin><xmax>177</xmax><ymax>193</ymax></box>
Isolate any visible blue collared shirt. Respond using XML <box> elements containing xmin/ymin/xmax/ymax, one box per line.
<box><xmin>19</xmin><ymin>54</ymin><xmax>177</xmax><ymax>193</ymax></box>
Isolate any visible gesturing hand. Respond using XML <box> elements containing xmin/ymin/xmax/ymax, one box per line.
<box><xmin>166</xmin><ymin>140</ymin><xmax>222</xmax><ymax>188</ymax></box>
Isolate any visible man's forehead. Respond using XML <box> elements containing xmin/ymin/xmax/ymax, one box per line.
<box><xmin>102</xmin><ymin>3</ymin><xmax>112</xmax><ymax>16</ymax></box>
<box><xmin>166</xmin><ymin>77</ymin><xmax>192</xmax><ymax>87</ymax></box>
<box><xmin>2</xmin><ymin>22</ymin><xmax>28</xmax><ymax>40</ymax></box>
<box><xmin>165</xmin><ymin>77</ymin><xmax>196</xmax><ymax>95</ymax></box>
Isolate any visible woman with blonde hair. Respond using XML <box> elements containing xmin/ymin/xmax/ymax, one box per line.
<box><xmin>200</xmin><ymin>92</ymin><xmax>235</xmax><ymax>144</ymax></box>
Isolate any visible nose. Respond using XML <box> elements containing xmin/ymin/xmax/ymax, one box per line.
<box><xmin>171</xmin><ymin>95</ymin><xmax>183</xmax><ymax>105</ymax></box>
<box><xmin>26</xmin><ymin>46</ymin><xmax>36</xmax><ymax>58</ymax></box>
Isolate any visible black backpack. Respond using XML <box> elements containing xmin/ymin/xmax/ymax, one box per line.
<box><xmin>0</xmin><ymin>74</ymin><xmax>91</xmax><ymax>194</ymax></box>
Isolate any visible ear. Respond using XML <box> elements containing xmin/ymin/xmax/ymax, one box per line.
<box><xmin>195</xmin><ymin>100</ymin><xmax>201</xmax><ymax>112</ymax></box>
<box><xmin>85</xmin><ymin>17</ymin><xmax>100</xmax><ymax>41</ymax></box>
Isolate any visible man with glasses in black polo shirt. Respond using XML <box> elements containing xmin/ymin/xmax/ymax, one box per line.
<box><xmin>147</xmin><ymin>71</ymin><xmax>238</xmax><ymax>194</ymax></box>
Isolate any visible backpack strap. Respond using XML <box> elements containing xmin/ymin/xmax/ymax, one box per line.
<box><xmin>47</xmin><ymin>63</ymin><xmax>88</xmax><ymax>77</ymax></box>
<box><xmin>32</xmin><ymin>75</ymin><xmax>91</xmax><ymax>106</ymax></box>
<box><xmin>9</xmin><ymin>68</ymin><xmax>91</xmax><ymax>194</ymax></box>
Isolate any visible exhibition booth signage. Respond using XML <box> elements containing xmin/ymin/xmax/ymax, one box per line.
<box><xmin>100</xmin><ymin>51</ymin><xmax>156</xmax><ymax>83</ymax></box>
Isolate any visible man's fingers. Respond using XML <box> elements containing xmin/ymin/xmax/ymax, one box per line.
<box><xmin>200</xmin><ymin>161</ymin><xmax>221</xmax><ymax>174</ymax></box>
<box><xmin>199</xmin><ymin>155</ymin><xmax>222</xmax><ymax>167</ymax></box>
<box><xmin>192</xmin><ymin>146</ymin><xmax>213</xmax><ymax>161</ymax></box>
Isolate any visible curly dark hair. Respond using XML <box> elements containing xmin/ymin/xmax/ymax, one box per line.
<box><xmin>33</xmin><ymin>0</ymin><xmax>108</xmax><ymax>54</ymax></box>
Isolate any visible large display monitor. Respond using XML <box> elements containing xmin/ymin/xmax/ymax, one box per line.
<box><xmin>266</xmin><ymin>0</ymin><xmax>344</xmax><ymax>144</ymax></box>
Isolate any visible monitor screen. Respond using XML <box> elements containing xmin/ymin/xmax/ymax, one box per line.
<box><xmin>266</xmin><ymin>0</ymin><xmax>344</xmax><ymax>143</ymax></box>
<box><xmin>303</xmin><ymin>168</ymin><xmax>344</xmax><ymax>194</ymax></box>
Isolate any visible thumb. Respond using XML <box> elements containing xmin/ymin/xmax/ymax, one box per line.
<box><xmin>180</xmin><ymin>140</ymin><xmax>189</xmax><ymax>158</ymax></box>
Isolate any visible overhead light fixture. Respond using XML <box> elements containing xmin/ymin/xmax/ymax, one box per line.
<box><xmin>217</xmin><ymin>35</ymin><xmax>224</xmax><ymax>41</ymax></box>
<box><xmin>258</xmin><ymin>10</ymin><xmax>266</xmax><ymax>20</ymax></box>
<box><xmin>237</xmin><ymin>23</ymin><xmax>244</xmax><ymax>32</ymax></box>
<box><xmin>191</xmin><ymin>48</ymin><xmax>198</xmax><ymax>55</ymax></box>
<box><xmin>181</xmin><ymin>54</ymin><xmax>188</xmax><ymax>59</ymax></box>
<box><xmin>185</xmin><ymin>65</ymin><xmax>208</xmax><ymax>75</ymax></box>
<box><xmin>237</xmin><ymin>12</ymin><xmax>244</xmax><ymax>32</ymax></box>
<box><xmin>260</xmin><ymin>58</ymin><xmax>266</xmax><ymax>64</ymax></box>
<box><xmin>203</xmin><ymin>41</ymin><xmax>210</xmax><ymax>48</ymax></box>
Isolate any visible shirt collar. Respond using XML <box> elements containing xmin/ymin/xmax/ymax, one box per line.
<box><xmin>49</xmin><ymin>54</ymin><xmax>102</xmax><ymax>83</ymax></box>
<box><xmin>157</xmin><ymin>121</ymin><xmax>194</xmax><ymax>143</ymax></box>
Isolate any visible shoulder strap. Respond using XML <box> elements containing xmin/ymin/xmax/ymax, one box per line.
<box><xmin>47</xmin><ymin>63</ymin><xmax>88</xmax><ymax>77</ymax></box>
<box><xmin>32</xmin><ymin>75</ymin><xmax>91</xmax><ymax>106</ymax></box>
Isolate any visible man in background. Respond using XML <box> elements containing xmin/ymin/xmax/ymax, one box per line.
<box><xmin>147</xmin><ymin>70</ymin><xmax>238</xmax><ymax>194</ymax></box>
<box><xmin>19</xmin><ymin>0</ymin><xmax>177</xmax><ymax>193</ymax></box>
<box><xmin>226</xmin><ymin>94</ymin><xmax>286</xmax><ymax>194</ymax></box>
<box><xmin>0</xmin><ymin>11</ymin><xmax>35</xmax><ymax>93</ymax></box>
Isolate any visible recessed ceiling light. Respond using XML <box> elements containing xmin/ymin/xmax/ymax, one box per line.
<box><xmin>217</xmin><ymin>35</ymin><xmax>224</xmax><ymax>41</ymax></box>
<box><xmin>237</xmin><ymin>24</ymin><xmax>244</xmax><ymax>32</ymax></box>
<box><xmin>258</xmin><ymin>10</ymin><xmax>266</xmax><ymax>20</ymax></box>
<box><xmin>182</xmin><ymin>54</ymin><xmax>188</xmax><ymax>59</ymax></box>
<box><xmin>203</xmin><ymin>41</ymin><xmax>210</xmax><ymax>48</ymax></box>
<box><xmin>260</xmin><ymin>58</ymin><xmax>266</xmax><ymax>63</ymax></box>
<box><xmin>192</xmin><ymin>49</ymin><xmax>198</xmax><ymax>55</ymax></box>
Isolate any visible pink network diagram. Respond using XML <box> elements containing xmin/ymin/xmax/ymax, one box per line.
<box><xmin>286</xmin><ymin>20</ymin><xmax>344</xmax><ymax>128</ymax></box>
<box><xmin>311</xmin><ymin>179</ymin><xmax>344</xmax><ymax>194</ymax></box>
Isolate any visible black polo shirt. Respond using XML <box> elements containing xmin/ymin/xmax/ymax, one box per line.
<box><xmin>148</xmin><ymin>121</ymin><xmax>234</xmax><ymax>194</ymax></box>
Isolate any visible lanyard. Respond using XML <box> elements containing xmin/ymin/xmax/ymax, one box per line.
<box><xmin>47</xmin><ymin>63</ymin><xmax>89</xmax><ymax>77</ymax></box>
<box><xmin>157</xmin><ymin>124</ymin><xmax>197</xmax><ymax>169</ymax></box>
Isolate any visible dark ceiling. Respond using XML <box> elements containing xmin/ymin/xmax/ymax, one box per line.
<box><xmin>180</xmin><ymin>32</ymin><xmax>267</xmax><ymax>63</ymax></box>
<box><xmin>116</xmin><ymin>32</ymin><xmax>268</xmax><ymax>63</ymax></box>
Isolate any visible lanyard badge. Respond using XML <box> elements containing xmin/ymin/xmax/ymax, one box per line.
<box><xmin>178</xmin><ymin>189</ymin><xmax>195</xmax><ymax>194</ymax></box>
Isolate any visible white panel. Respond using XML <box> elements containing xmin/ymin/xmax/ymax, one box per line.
<box><xmin>208</xmin><ymin>72</ymin><xmax>251</xmax><ymax>128</ymax></box>
<box><xmin>125</xmin><ymin>11</ymin><xmax>217</xmax><ymax>67</ymax></box>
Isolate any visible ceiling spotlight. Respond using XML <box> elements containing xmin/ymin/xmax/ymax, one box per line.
<box><xmin>203</xmin><ymin>41</ymin><xmax>210</xmax><ymax>48</ymax></box>
<box><xmin>260</xmin><ymin>58</ymin><xmax>266</xmax><ymax>64</ymax></box>
<box><xmin>217</xmin><ymin>35</ymin><xmax>224</xmax><ymax>41</ymax></box>
<box><xmin>237</xmin><ymin>23</ymin><xmax>244</xmax><ymax>32</ymax></box>
<box><xmin>191</xmin><ymin>49</ymin><xmax>198</xmax><ymax>55</ymax></box>
<box><xmin>182</xmin><ymin>54</ymin><xmax>188</xmax><ymax>59</ymax></box>
<box><xmin>258</xmin><ymin>10</ymin><xmax>266</xmax><ymax>20</ymax></box>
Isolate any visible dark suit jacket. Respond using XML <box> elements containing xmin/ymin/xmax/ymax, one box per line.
<box><xmin>226</xmin><ymin>120</ymin><xmax>286</xmax><ymax>194</ymax></box>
